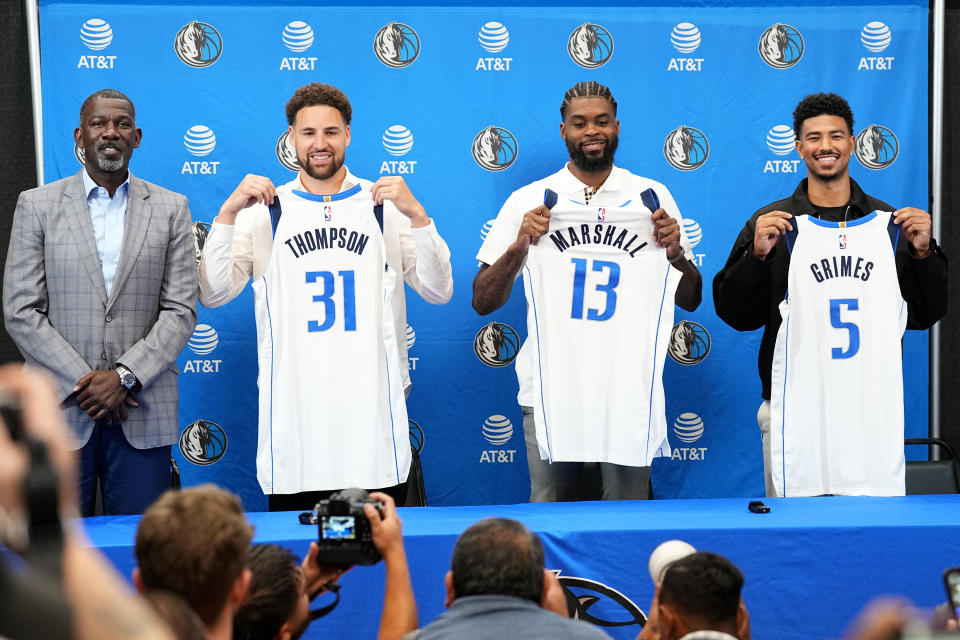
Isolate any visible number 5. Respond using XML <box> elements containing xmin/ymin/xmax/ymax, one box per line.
<box><xmin>829</xmin><ymin>298</ymin><xmax>859</xmax><ymax>359</ymax></box>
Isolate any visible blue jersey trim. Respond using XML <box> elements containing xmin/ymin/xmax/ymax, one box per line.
<box><xmin>780</xmin><ymin>313</ymin><xmax>790</xmax><ymax>497</ymax></box>
<box><xmin>524</xmin><ymin>264</ymin><xmax>553</xmax><ymax>462</ymax></box>
<box><xmin>269</xmin><ymin>198</ymin><xmax>283</xmax><ymax>238</ymax></box>
<box><xmin>807</xmin><ymin>210</ymin><xmax>877</xmax><ymax>228</ymax></box>
<box><xmin>646</xmin><ymin>261</ymin><xmax>671</xmax><ymax>459</ymax></box>
<box><xmin>885</xmin><ymin>213</ymin><xmax>901</xmax><ymax>253</ymax></box>
<box><xmin>640</xmin><ymin>188</ymin><xmax>660</xmax><ymax>212</ymax></box>
<box><xmin>384</xmin><ymin>352</ymin><xmax>401</xmax><ymax>485</ymax></box>
<box><xmin>291</xmin><ymin>184</ymin><xmax>362</xmax><ymax>202</ymax></box>
<box><xmin>543</xmin><ymin>188</ymin><xmax>558</xmax><ymax>210</ymax></box>
<box><xmin>263</xmin><ymin>275</ymin><xmax>276</xmax><ymax>492</ymax></box>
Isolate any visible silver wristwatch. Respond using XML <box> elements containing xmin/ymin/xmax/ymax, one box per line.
<box><xmin>116</xmin><ymin>365</ymin><xmax>137</xmax><ymax>390</ymax></box>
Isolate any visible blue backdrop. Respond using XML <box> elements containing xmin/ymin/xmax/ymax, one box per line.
<box><xmin>39</xmin><ymin>0</ymin><xmax>929</xmax><ymax>510</ymax></box>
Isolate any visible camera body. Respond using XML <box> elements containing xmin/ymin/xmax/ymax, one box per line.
<box><xmin>313</xmin><ymin>488</ymin><xmax>384</xmax><ymax>566</ymax></box>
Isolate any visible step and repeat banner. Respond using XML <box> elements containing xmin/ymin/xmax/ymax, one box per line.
<box><xmin>39</xmin><ymin>0</ymin><xmax>928</xmax><ymax>510</ymax></box>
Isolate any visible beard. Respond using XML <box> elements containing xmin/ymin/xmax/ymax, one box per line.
<box><xmin>94</xmin><ymin>144</ymin><xmax>124</xmax><ymax>173</ymax></box>
<box><xmin>298</xmin><ymin>149</ymin><xmax>344</xmax><ymax>181</ymax></box>
<box><xmin>567</xmin><ymin>135</ymin><xmax>618</xmax><ymax>174</ymax></box>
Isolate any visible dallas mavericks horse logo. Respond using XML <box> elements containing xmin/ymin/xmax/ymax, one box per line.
<box><xmin>668</xmin><ymin>321</ymin><xmax>711</xmax><ymax>365</ymax></box>
<box><xmin>757</xmin><ymin>23</ymin><xmax>804</xmax><ymax>68</ymax></box>
<box><xmin>474</xmin><ymin>322</ymin><xmax>520</xmax><ymax>367</ymax></box>
<box><xmin>663</xmin><ymin>126</ymin><xmax>709</xmax><ymax>171</ymax></box>
<box><xmin>855</xmin><ymin>124</ymin><xmax>899</xmax><ymax>170</ymax></box>
<box><xmin>192</xmin><ymin>221</ymin><xmax>211</xmax><ymax>265</ymax></box>
<box><xmin>471</xmin><ymin>126</ymin><xmax>518</xmax><ymax>172</ymax></box>
<box><xmin>373</xmin><ymin>22</ymin><xmax>420</xmax><ymax>68</ymax></box>
<box><xmin>179</xmin><ymin>420</ymin><xmax>227</xmax><ymax>465</ymax></box>
<box><xmin>567</xmin><ymin>22</ymin><xmax>614</xmax><ymax>68</ymax></box>
<box><xmin>275</xmin><ymin>131</ymin><xmax>299</xmax><ymax>171</ymax></box>
<box><xmin>409</xmin><ymin>419</ymin><xmax>425</xmax><ymax>455</ymax></box>
<box><xmin>556</xmin><ymin>573</ymin><xmax>647</xmax><ymax>630</ymax></box>
<box><xmin>174</xmin><ymin>21</ymin><xmax>223</xmax><ymax>68</ymax></box>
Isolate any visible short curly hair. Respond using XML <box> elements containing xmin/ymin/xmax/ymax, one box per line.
<box><xmin>793</xmin><ymin>92</ymin><xmax>854</xmax><ymax>138</ymax></box>
<box><xmin>285</xmin><ymin>83</ymin><xmax>352</xmax><ymax>126</ymax></box>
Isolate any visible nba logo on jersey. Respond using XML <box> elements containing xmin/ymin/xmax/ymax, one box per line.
<box><xmin>597</xmin><ymin>207</ymin><xmax>606</xmax><ymax>222</ymax></box>
<box><xmin>839</xmin><ymin>233</ymin><xmax>847</xmax><ymax>249</ymax></box>
<box><xmin>324</xmin><ymin>205</ymin><xmax>333</xmax><ymax>221</ymax></box>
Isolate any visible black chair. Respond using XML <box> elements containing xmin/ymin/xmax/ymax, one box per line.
<box><xmin>904</xmin><ymin>437</ymin><xmax>960</xmax><ymax>494</ymax></box>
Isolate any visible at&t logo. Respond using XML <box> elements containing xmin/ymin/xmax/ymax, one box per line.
<box><xmin>758</xmin><ymin>23</ymin><xmax>803</xmax><ymax>69</ymax></box>
<box><xmin>667</xmin><ymin>321</ymin><xmax>711</xmax><ymax>365</ymax></box>
<box><xmin>380</xmin><ymin>125</ymin><xmax>418</xmax><ymax>175</ymax></box>
<box><xmin>175</xmin><ymin>21</ymin><xmax>223</xmax><ymax>68</ymax></box>
<box><xmin>474</xmin><ymin>322</ymin><xmax>520</xmax><ymax>367</ymax></box>
<box><xmin>567</xmin><ymin>23</ymin><xmax>613</xmax><ymax>68</ymax></box>
<box><xmin>476</xmin><ymin>21</ymin><xmax>512</xmax><ymax>71</ymax></box>
<box><xmin>667</xmin><ymin>22</ymin><xmax>702</xmax><ymax>72</ymax></box>
<box><xmin>184</xmin><ymin>324</ymin><xmax>222</xmax><ymax>373</ymax></box>
<box><xmin>763</xmin><ymin>124</ymin><xmax>800</xmax><ymax>174</ymax></box>
<box><xmin>78</xmin><ymin>18</ymin><xmax>116</xmax><ymax>69</ymax></box>
<box><xmin>664</xmin><ymin>126</ymin><xmax>709</xmax><ymax>171</ymax></box>
<box><xmin>671</xmin><ymin>412</ymin><xmax>707</xmax><ymax>460</ymax></box>
<box><xmin>855</xmin><ymin>124</ymin><xmax>898</xmax><ymax>169</ymax></box>
<box><xmin>374</xmin><ymin>22</ymin><xmax>420</xmax><ymax>68</ymax></box>
<box><xmin>280</xmin><ymin>20</ymin><xmax>317</xmax><ymax>70</ymax></box>
<box><xmin>276</xmin><ymin>131</ymin><xmax>299</xmax><ymax>171</ymax></box>
<box><xmin>480</xmin><ymin>415</ymin><xmax>517</xmax><ymax>463</ymax></box>
<box><xmin>858</xmin><ymin>21</ymin><xmax>893</xmax><ymax>70</ymax></box>
<box><xmin>179</xmin><ymin>419</ymin><xmax>227</xmax><ymax>465</ymax></box>
<box><xmin>681</xmin><ymin>219</ymin><xmax>705</xmax><ymax>266</ymax></box>
<box><xmin>472</xmin><ymin>126</ymin><xmax>518</xmax><ymax>172</ymax></box>
<box><xmin>480</xmin><ymin>219</ymin><xmax>495</xmax><ymax>241</ymax></box>
<box><xmin>405</xmin><ymin>324</ymin><xmax>419</xmax><ymax>372</ymax></box>
<box><xmin>182</xmin><ymin>125</ymin><xmax>220</xmax><ymax>175</ymax></box>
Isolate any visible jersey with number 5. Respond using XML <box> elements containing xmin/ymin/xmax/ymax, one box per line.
<box><xmin>251</xmin><ymin>185</ymin><xmax>409</xmax><ymax>494</ymax></box>
<box><xmin>770</xmin><ymin>211</ymin><xmax>906</xmax><ymax>497</ymax></box>
<box><xmin>522</xmin><ymin>197</ymin><xmax>681</xmax><ymax>466</ymax></box>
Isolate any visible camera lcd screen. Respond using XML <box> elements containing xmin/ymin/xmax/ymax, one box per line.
<box><xmin>321</xmin><ymin>515</ymin><xmax>357</xmax><ymax>540</ymax></box>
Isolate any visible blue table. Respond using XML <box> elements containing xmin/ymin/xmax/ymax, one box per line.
<box><xmin>84</xmin><ymin>495</ymin><xmax>960</xmax><ymax>640</ymax></box>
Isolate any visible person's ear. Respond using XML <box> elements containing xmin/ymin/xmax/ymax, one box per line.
<box><xmin>444</xmin><ymin>571</ymin><xmax>455</xmax><ymax>608</ymax></box>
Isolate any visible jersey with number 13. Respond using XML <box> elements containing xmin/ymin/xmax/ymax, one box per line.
<box><xmin>770</xmin><ymin>212</ymin><xmax>907</xmax><ymax>497</ymax></box>
<box><xmin>252</xmin><ymin>185</ymin><xmax>409</xmax><ymax>495</ymax></box>
<box><xmin>522</xmin><ymin>198</ymin><xmax>681</xmax><ymax>466</ymax></box>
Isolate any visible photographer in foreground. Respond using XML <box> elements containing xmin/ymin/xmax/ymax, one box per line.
<box><xmin>0</xmin><ymin>365</ymin><xmax>174</xmax><ymax>640</ymax></box>
<box><xmin>377</xmin><ymin>516</ymin><xmax>608</xmax><ymax>640</ymax></box>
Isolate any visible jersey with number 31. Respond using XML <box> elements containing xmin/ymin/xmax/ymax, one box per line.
<box><xmin>770</xmin><ymin>212</ymin><xmax>907</xmax><ymax>497</ymax></box>
<box><xmin>252</xmin><ymin>185</ymin><xmax>409</xmax><ymax>495</ymax></box>
<box><xmin>522</xmin><ymin>198</ymin><xmax>681</xmax><ymax>466</ymax></box>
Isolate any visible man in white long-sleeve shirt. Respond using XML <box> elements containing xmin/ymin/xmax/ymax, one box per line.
<box><xmin>198</xmin><ymin>83</ymin><xmax>453</xmax><ymax>510</ymax></box>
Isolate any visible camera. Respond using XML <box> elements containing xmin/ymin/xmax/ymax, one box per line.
<box><xmin>313</xmin><ymin>488</ymin><xmax>384</xmax><ymax>566</ymax></box>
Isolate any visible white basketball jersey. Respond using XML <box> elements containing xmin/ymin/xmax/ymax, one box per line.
<box><xmin>522</xmin><ymin>191</ymin><xmax>681</xmax><ymax>466</ymax></box>
<box><xmin>770</xmin><ymin>212</ymin><xmax>907</xmax><ymax>497</ymax></box>
<box><xmin>252</xmin><ymin>185</ymin><xmax>410</xmax><ymax>494</ymax></box>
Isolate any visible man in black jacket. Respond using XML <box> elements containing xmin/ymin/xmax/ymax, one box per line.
<box><xmin>713</xmin><ymin>92</ymin><xmax>947</xmax><ymax>496</ymax></box>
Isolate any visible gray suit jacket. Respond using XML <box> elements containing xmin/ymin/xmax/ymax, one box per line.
<box><xmin>3</xmin><ymin>171</ymin><xmax>198</xmax><ymax>450</ymax></box>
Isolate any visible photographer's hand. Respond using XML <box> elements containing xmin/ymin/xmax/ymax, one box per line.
<box><xmin>366</xmin><ymin>493</ymin><xmax>417</xmax><ymax>640</ymax></box>
<box><xmin>302</xmin><ymin>541</ymin><xmax>351</xmax><ymax>600</ymax></box>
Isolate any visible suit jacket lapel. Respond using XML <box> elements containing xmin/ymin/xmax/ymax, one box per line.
<box><xmin>63</xmin><ymin>172</ymin><xmax>108</xmax><ymax>305</ymax></box>
<box><xmin>108</xmin><ymin>175</ymin><xmax>152</xmax><ymax>309</ymax></box>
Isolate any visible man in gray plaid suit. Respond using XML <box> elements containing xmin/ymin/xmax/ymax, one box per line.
<box><xmin>3</xmin><ymin>88</ymin><xmax>197</xmax><ymax>515</ymax></box>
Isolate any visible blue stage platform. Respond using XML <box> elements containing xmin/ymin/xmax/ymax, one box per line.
<box><xmin>84</xmin><ymin>495</ymin><xmax>960</xmax><ymax>640</ymax></box>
